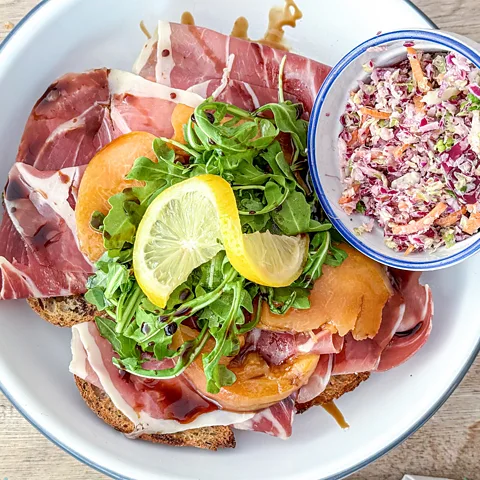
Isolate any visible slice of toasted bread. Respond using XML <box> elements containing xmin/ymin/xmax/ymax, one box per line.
<box><xmin>295</xmin><ymin>372</ymin><xmax>370</xmax><ymax>413</ymax></box>
<box><xmin>27</xmin><ymin>295</ymin><xmax>98</xmax><ymax>327</ymax></box>
<box><xmin>74</xmin><ymin>376</ymin><xmax>236</xmax><ymax>450</ymax></box>
<box><xmin>74</xmin><ymin>371</ymin><xmax>369</xmax><ymax>449</ymax></box>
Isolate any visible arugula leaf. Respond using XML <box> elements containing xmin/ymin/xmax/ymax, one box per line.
<box><xmin>237</xmin><ymin>180</ymin><xmax>289</xmax><ymax>216</ymax></box>
<box><xmin>202</xmin><ymin>280</ymin><xmax>244</xmax><ymax>393</ymax></box>
<box><xmin>101</xmin><ymin>182</ymin><xmax>153</xmax><ymax>253</ymax></box>
<box><xmin>307</xmin><ymin>219</ymin><xmax>333</xmax><ymax>232</ymax></box>
<box><xmin>240</xmin><ymin>212</ymin><xmax>270</xmax><ymax>233</ymax></box>
<box><xmin>84</xmin><ymin>288</ymin><xmax>107</xmax><ymax>311</ymax></box>
<box><xmin>271</xmin><ymin>191</ymin><xmax>312</xmax><ymax>235</ymax></box>
<box><xmin>96</xmin><ymin>317</ymin><xmax>140</xmax><ymax>359</ymax></box>
<box><xmin>255</xmin><ymin>102</ymin><xmax>307</xmax><ymax>152</ymax></box>
<box><xmin>90</xmin><ymin>211</ymin><xmax>105</xmax><ymax>232</ymax></box>
<box><xmin>232</xmin><ymin>161</ymin><xmax>273</xmax><ymax>185</ymax></box>
<box><xmin>325</xmin><ymin>243</ymin><xmax>348</xmax><ymax>267</ymax></box>
<box><xmin>271</xmin><ymin>286</ymin><xmax>311</xmax><ymax>310</ymax></box>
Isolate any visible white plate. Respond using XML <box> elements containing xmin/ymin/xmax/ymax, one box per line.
<box><xmin>0</xmin><ymin>1</ymin><xmax>478</xmax><ymax>480</ymax></box>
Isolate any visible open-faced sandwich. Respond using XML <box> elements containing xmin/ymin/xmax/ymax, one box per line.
<box><xmin>0</xmin><ymin>12</ymin><xmax>433</xmax><ymax>450</ymax></box>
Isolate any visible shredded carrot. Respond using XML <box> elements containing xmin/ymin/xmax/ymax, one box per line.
<box><xmin>360</xmin><ymin>107</ymin><xmax>391</xmax><ymax>119</ymax></box>
<box><xmin>339</xmin><ymin>184</ymin><xmax>360</xmax><ymax>205</ymax></box>
<box><xmin>461</xmin><ymin>212</ymin><xmax>480</xmax><ymax>235</ymax></box>
<box><xmin>413</xmin><ymin>95</ymin><xmax>426</xmax><ymax>113</ymax></box>
<box><xmin>404</xmin><ymin>244</ymin><xmax>415</xmax><ymax>256</ymax></box>
<box><xmin>394</xmin><ymin>144</ymin><xmax>410</xmax><ymax>159</ymax></box>
<box><xmin>407</xmin><ymin>47</ymin><xmax>430</xmax><ymax>92</ymax></box>
<box><xmin>392</xmin><ymin>202</ymin><xmax>447</xmax><ymax>235</ymax></box>
<box><xmin>435</xmin><ymin>206</ymin><xmax>467</xmax><ymax>228</ymax></box>
<box><xmin>339</xmin><ymin>195</ymin><xmax>354</xmax><ymax>205</ymax></box>
<box><xmin>347</xmin><ymin>129</ymin><xmax>359</xmax><ymax>147</ymax></box>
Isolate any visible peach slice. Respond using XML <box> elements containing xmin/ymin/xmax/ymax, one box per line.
<box><xmin>177</xmin><ymin>327</ymin><xmax>319</xmax><ymax>412</ymax></box>
<box><xmin>171</xmin><ymin>103</ymin><xmax>195</xmax><ymax>147</ymax></box>
<box><xmin>259</xmin><ymin>244</ymin><xmax>392</xmax><ymax>339</ymax></box>
<box><xmin>76</xmin><ymin>131</ymin><xmax>157</xmax><ymax>261</ymax></box>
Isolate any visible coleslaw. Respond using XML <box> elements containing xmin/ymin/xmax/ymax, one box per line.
<box><xmin>339</xmin><ymin>46</ymin><xmax>480</xmax><ymax>253</ymax></box>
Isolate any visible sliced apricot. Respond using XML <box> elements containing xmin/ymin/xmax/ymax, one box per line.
<box><xmin>171</xmin><ymin>104</ymin><xmax>195</xmax><ymax>157</ymax></box>
<box><xmin>76</xmin><ymin>132</ymin><xmax>157</xmax><ymax>261</ymax></box>
<box><xmin>177</xmin><ymin>327</ymin><xmax>319</xmax><ymax>412</ymax></box>
<box><xmin>259</xmin><ymin>244</ymin><xmax>392</xmax><ymax>340</ymax></box>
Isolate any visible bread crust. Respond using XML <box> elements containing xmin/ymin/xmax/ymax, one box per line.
<box><xmin>74</xmin><ymin>376</ymin><xmax>236</xmax><ymax>450</ymax></box>
<box><xmin>74</xmin><ymin>371</ymin><xmax>370</xmax><ymax>449</ymax></box>
<box><xmin>27</xmin><ymin>296</ymin><xmax>98</xmax><ymax>327</ymax></box>
<box><xmin>295</xmin><ymin>372</ymin><xmax>371</xmax><ymax>413</ymax></box>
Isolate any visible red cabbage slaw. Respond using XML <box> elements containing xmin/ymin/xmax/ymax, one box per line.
<box><xmin>338</xmin><ymin>46</ymin><xmax>480</xmax><ymax>253</ymax></box>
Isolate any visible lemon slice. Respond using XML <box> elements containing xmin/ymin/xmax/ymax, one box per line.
<box><xmin>133</xmin><ymin>174</ymin><xmax>308</xmax><ymax>307</ymax></box>
<box><xmin>238</xmin><ymin>231</ymin><xmax>308</xmax><ymax>286</ymax></box>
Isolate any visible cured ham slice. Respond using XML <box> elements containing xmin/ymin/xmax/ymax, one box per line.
<box><xmin>389</xmin><ymin>270</ymin><xmax>432</xmax><ymax>333</ymax></box>
<box><xmin>244</xmin><ymin>328</ymin><xmax>343</xmax><ymax>366</ymax></box>
<box><xmin>0</xmin><ymin>164</ymin><xmax>93</xmax><ymax>300</ymax></box>
<box><xmin>108</xmin><ymin>70</ymin><xmax>203</xmax><ymax>136</ymax></box>
<box><xmin>297</xmin><ymin>355</ymin><xmax>333</xmax><ymax>404</ymax></box>
<box><xmin>133</xmin><ymin>21</ymin><xmax>331</xmax><ymax>114</ymax></box>
<box><xmin>15</xmin><ymin>68</ymin><xmax>203</xmax><ymax>172</ymax></box>
<box><xmin>377</xmin><ymin>284</ymin><xmax>433</xmax><ymax>372</ymax></box>
<box><xmin>296</xmin><ymin>330</ymin><xmax>344</xmax><ymax>355</ymax></box>
<box><xmin>0</xmin><ymin>70</ymin><xmax>203</xmax><ymax>300</ymax></box>
<box><xmin>16</xmin><ymin>69</ymin><xmax>114</xmax><ymax>171</ymax></box>
<box><xmin>233</xmin><ymin>395</ymin><xmax>296</xmax><ymax>439</ymax></box>
<box><xmin>70</xmin><ymin>322</ymin><xmax>255</xmax><ymax>436</ymax></box>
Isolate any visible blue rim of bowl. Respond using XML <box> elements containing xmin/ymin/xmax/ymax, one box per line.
<box><xmin>0</xmin><ymin>2</ymin><xmax>477</xmax><ymax>480</ymax></box>
<box><xmin>308</xmin><ymin>30</ymin><xmax>480</xmax><ymax>270</ymax></box>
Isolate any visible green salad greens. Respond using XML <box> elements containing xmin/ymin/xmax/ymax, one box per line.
<box><xmin>85</xmin><ymin>93</ymin><xmax>346</xmax><ymax>394</ymax></box>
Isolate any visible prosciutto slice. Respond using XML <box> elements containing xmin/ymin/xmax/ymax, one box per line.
<box><xmin>108</xmin><ymin>69</ymin><xmax>203</xmax><ymax>136</ymax></box>
<box><xmin>70</xmin><ymin>322</ymin><xmax>255</xmax><ymax>436</ymax></box>
<box><xmin>297</xmin><ymin>355</ymin><xmax>333</xmax><ymax>404</ymax></box>
<box><xmin>16</xmin><ymin>69</ymin><xmax>114</xmax><ymax>171</ymax></box>
<box><xmin>16</xmin><ymin>68</ymin><xmax>203</xmax><ymax>171</ymax></box>
<box><xmin>233</xmin><ymin>395</ymin><xmax>296</xmax><ymax>439</ymax></box>
<box><xmin>243</xmin><ymin>328</ymin><xmax>343</xmax><ymax>366</ymax></box>
<box><xmin>0</xmin><ymin>164</ymin><xmax>92</xmax><ymax>300</ymax></box>
<box><xmin>0</xmin><ymin>70</ymin><xmax>203</xmax><ymax>300</ymax></box>
<box><xmin>377</xmin><ymin>283</ymin><xmax>433</xmax><ymax>372</ymax></box>
<box><xmin>133</xmin><ymin>21</ymin><xmax>331</xmax><ymax>114</ymax></box>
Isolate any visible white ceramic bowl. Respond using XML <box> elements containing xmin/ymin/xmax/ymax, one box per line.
<box><xmin>0</xmin><ymin>2</ymin><xmax>479</xmax><ymax>480</ymax></box>
<box><xmin>308</xmin><ymin>29</ymin><xmax>480</xmax><ymax>270</ymax></box>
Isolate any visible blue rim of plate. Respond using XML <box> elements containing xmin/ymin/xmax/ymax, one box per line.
<box><xmin>307</xmin><ymin>29</ymin><xmax>480</xmax><ymax>270</ymax></box>
<box><xmin>0</xmin><ymin>2</ymin><xmax>477</xmax><ymax>480</ymax></box>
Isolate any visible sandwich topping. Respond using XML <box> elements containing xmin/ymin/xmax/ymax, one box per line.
<box><xmin>80</xmin><ymin>93</ymin><xmax>343</xmax><ymax>396</ymax></box>
<box><xmin>0</xmin><ymin>11</ymin><xmax>436</xmax><ymax>445</ymax></box>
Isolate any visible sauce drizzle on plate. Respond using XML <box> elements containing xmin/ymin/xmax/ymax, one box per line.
<box><xmin>182</xmin><ymin>0</ymin><xmax>302</xmax><ymax>52</ymax></box>
<box><xmin>322</xmin><ymin>401</ymin><xmax>349</xmax><ymax>429</ymax></box>
<box><xmin>181</xmin><ymin>11</ymin><xmax>195</xmax><ymax>26</ymax></box>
